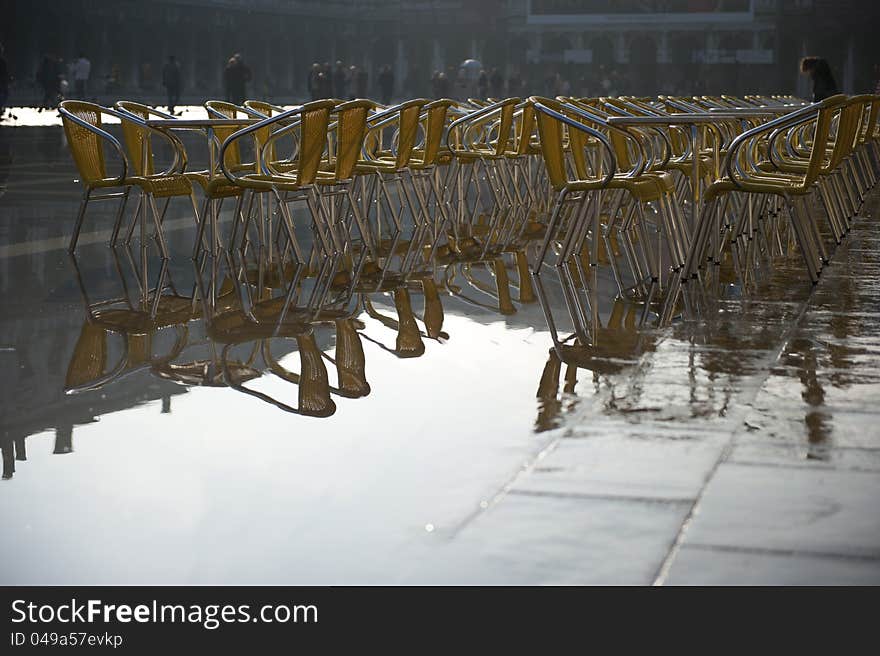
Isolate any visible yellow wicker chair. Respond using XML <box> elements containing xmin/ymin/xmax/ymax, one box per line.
<box><xmin>60</xmin><ymin>100</ymin><xmax>195</xmax><ymax>257</ymax></box>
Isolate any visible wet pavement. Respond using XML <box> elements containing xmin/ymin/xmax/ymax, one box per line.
<box><xmin>1</xmin><ymin>117</ymin><xmax>878</xmax><ymax>585</ymax></box>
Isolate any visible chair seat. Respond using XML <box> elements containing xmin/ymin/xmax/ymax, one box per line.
<box><xmin>223</xmin><ymin>173</ymin><xmax>318</xmax><ymax>192</ymax></box>
<box><xmin>563</xmin><ymin>172</ymin><xmax>675</xmax><ymax>201</ymax></box>
<box><xmin>354</xmin><ymin>159</ymin><xmax>407</xmax><ymax>174</ymax></box>
<box><xmin>184</xmin><ymin>171</ymin><xmax>244</xmax><ymax>198</ymax></box>
<box><xmin>704</xmin><ymin>176</ymin><xmax>807</xmax><ymax>202</ymax></box>
<box><xmin>88</xmin><ymin>174</ymin><xmax>192</xmax><ymax>198</ymax></box>
<box><xmin>452</xmin><ymin>149</ymin><xmax>508</xmax><ymax>161</ymax></box>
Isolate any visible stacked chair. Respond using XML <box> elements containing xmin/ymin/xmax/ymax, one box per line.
<box><xmin>58</xmin><ymin>90</ymin><xmax>879</xmax><ymax>410</ymax></box>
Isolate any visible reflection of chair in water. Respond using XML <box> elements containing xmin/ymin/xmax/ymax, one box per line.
<box><xmin>59</xmin><ymin>100</ymin><xmax>198</xmax><ymax>257</ymax></box>
<box><xmin>262</xmin><ymin>317</ymin><xmax>371</xmax><ymax>402</ymax></box>
<box><xmin>534</xmin><ymin>297</ymin><xmax>655</xmax><ymax>431</ymax></box>
<box><xmin>65</xmin><ymin>252</ymin><xmax>195</xmax><ymax>394</ymax></box>
<box><xmin>361</xmin><ymin>287</ymin><xmax>429</xmax><ymax>358</ymax></box>
<box><xmin>442</xmin><ymin>247</ymin><xmax>535</xmax><ymax>316</ymax></box>
<box><xmin>190</xmin><ymin>250</ymin><xmax>372</xmax><ymax>416</ymax></box>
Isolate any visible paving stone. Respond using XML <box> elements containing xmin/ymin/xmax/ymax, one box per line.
<box><xmin>665</xmin><ymin>545</ymin><xmax>880</xmax><ymax>585</ymax></box>
<box><xmin>513</xmin><ymin>434</ymin><xmax>726</xmax><ymax>501</ymax></box>
<box><xmin>409</xmin><ymin>493</ymin><xmax>689</xmax><ymax>585</ymax></box>
<box><xmin>679</xmin><ymin>463</ymin><xmax>880</xmax><ymax>559</ymax></box>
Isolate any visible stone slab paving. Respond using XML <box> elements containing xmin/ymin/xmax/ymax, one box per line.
<box><xmin>425</xmin><ymin>206</ymin><xmax>880</xmax><ymax>585</ymax></box>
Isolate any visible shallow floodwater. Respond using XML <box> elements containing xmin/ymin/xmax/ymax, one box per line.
<box><xmin>1</xmin><ymin>117</ymin><xmax>879</xmax><ymax>584</ymax></box>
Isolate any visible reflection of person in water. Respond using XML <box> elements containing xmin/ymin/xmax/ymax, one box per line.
<box><xmin>1</xmin><ymin>435</ymin><xmax>27</xmax><ymax>480</ymax></box>
<box><xmin>54</xmin><ymin>423</ymin><xmax>74</xmax><ymax>454</ymax></box>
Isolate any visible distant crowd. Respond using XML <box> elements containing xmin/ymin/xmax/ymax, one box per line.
<box><xmin>7</xmin><ymin>44</ymin><xmax>878</xmax><ymax>122</ymax></box>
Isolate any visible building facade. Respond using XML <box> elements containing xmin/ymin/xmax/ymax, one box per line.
<box><xmin>1</xmin><ymin>0</ymin><xmax>877</xmax><ymax>103</ymax></box>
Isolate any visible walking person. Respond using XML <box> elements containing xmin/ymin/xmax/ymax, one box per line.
<box><xmin>478</xmin><ymin>69</ymin><xmax>488</xmax><ymax>98</ymax></box>
<box><xmin>72</xmin><ymin>52</ymin><xmax>90</xmax><ymax>99</ymax></box>
<box><xmin>307</xmin><ymin>62</ymin><xmax>321</xmax><ymax>100</ymax></box>
<box><xmin>319</xmin><ymin>62</ymin><xmax>333</xmax><ymax>99</ymax></box>
<box><xmin>378</xmin><ymin>65</ymin><xmax>393</xmax><ymax>105</ymax></box>
<box><xmin>162</xmin><ymin>55</ymin><xmax>182</xmax><ymax>115</ymax></box>
<box><xmin>332</xmin><ymin>61</ymin><xmax>347</xmax><ymax>99</ymax></box>
<box><xmin>224</xmin><ymin>53</ymin><xmax>251</xmax><ymax>105</ymax></box>
<box><xmin>437</xmin><ymin>72</ymin><xmax>450</xmax><ymax>98</ymax></box>
<box><xmin>489</xmin><ymin>67</ymin><xmax>503</xmax><ymax>98</ymax></box>
<box><xmin>800</xmin><ymin>56</ymin><xmax>840</xmax><ymax>102</ymax></box>
<box><xmin>348</xmin><ymin>65</ymin><xmax>357</xmax><ymax>99</ymax></box>
<box><xmin>36</xmin><ymin>55</ymin><xmax>59</xmax><ymax>109</ymax></box>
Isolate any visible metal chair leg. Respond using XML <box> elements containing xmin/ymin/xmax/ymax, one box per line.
<box><xmin>109</xmin><ymin>188</ymin><xmax>131</xmax><ymax>247</ymax></box>
<box><xmin>68</xmin><ymin>188</ymin><xmax>92</xmax><ymax>253</ymax></box>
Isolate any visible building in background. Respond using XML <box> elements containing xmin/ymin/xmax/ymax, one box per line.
<box><xmin>0</xmin><ymin>0</ymin><xmax>877</xmax><ymax>103</ymax></box>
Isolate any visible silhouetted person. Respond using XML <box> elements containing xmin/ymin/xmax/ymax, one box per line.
<box><xmin>1</xmin><ymin>437</ymin><xmax>14</xmax><ymax>479</ymax></box>
<box><xmin>319</xmin><ymin>62</ymin><xmax>332</xmax><ymax>98</ymax></box>
<box><xmin>378</xmin><ymin>65</ymin><xmax>393</xmax><ymax>104</ymax></box>
<box><xmin>355</xmin><ymin>66</ymin><xmax>368</xmax><ymax>98</ymax></box>
<box><xmin>437</xmin><ymin>72</ymin><xmax>450</xmax><ymax>98</ymax></box>
<box><xmin>307</xmin><ymin>62</ymin><xmax>321</xmax><ymax>100</ymax></box>
<box><xmin>332</xmin><ymin>61</ymin><xmax>347</xmax><ymax>99</ymax></box>
<box><xmin>54</xmin><ymin>423</ymin><xmax>73</xmax><ymax>454</ymax></box>
<box><xmin>431</xmin><ymin>70</ymin><xmax>441</xmax><ymax>98</ymax></box>
<box><xmin>162</xmin><ymin>55</ymin><xmax>181</xmax><ymax>114</ymax></box>
<box><xmin>489</xmin><ymin>67</ymin><xmax>503</xmax><ymax>98</ymax></box>
<box><xmin>224</xmin><ymin>53</ymin><xmax>251</xmax><ymax>105</ymax></box>
<box><xmin>348</xmin><ymin>65</ymin><xmax>357</xmax><ymax>99</ymax></box>
<box><xmin>37</xmin><ymin>55</ymin><xmax>60</xmax><ymax>109</ymax></box>
<box><xmin>801</xmin><ymin>56</ymin><xmax>839</xmax><ymax>102</ymax></box>
<box><xmin>478</xmin><ymin>69</ymin><xmax>488</xmax><ymax>98</ymax></box>
<box><xmin>73</xmin><ymin>52</ymin><xmax>90</xmax><ymax>99</ymax></box>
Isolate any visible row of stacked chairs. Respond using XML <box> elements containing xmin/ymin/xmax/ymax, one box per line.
<box><xmin>58</xmin><ymin>92</ymin><xmax>880</xmax><ymax>353</ymax></box>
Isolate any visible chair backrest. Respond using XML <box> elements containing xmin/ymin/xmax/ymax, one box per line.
<box><xmin>65</xmin><ymin>322</ymin><xmax>108</xmax><ymax>389</ymax></box>
<box><xmin>530</xmin><ymin>97</ymin><xmax>569</xmax><ymax>190</ymax></box>
<box><xmin>243</xmin><ymin>100</ymin><xmax>284</xmax><ymax>117</ymax></box>
<box><xmin>295</xmin><ymin>332</ymin><xmax>335</xmax><ymax>417</ymax></box>
<box><xmin>59</xmin><ymin>100</ymin><xmax>109</xmax><ymax>183</ymax></box>
<box><xmin>857</xmin><ymin>95</ymin><xmax>880</xmax><ymax>144</ymax></box>
<box><xmin>333</xmin><ymin>318</ymin><xmax>370</xmax><ymax>398</ymax></box>
<box><xmin>490</xmin><ymin>98</ymin><xmax>521</xmax><ymax>157</ymax></box>
<box><xmin>531</xmin><ymin>96</ymin><xmax>617</xmax><ymax>190</ymax></box>
<box><xmin>330</xmin><ymin>99</ymin><xmax>372</xmax><ymax>181</ymax></box>
<box><xmin>205</xmin><ymin>100</ymin><xmax>246</xmax><ymax>169</ymax></box>
<box><xmin>418</xmin><ymin>99</ymin><xmax>455</xmax><ymax>166</ymax></box>
<box><xmin>293</xmin><ymin>99</ymin><xmax>336</xmax><ymax>186</ymax></box>
<box><xmin>242</xmin><ymin>100</ymin><xmax>290</xmax><ymax>163</ymax></box>
<box><xmin>822</xmin><ymin>95</ymin><xmax>860</xmax><ymax>175</ymax></box>
<box><xmin>805</xmin><ymin>95</ymin><xmax>845</xmax><ymax>185</ymax></box>
<box><xmin>114</xmin><ymin>102</ymin><xmax>157</xmax><ymax>176</ymax></box>
<box><xmin>393</xmin><ymin>99</ymin><xmax>429</xmax><ymax>169</ymax></box>
<box><xmin>513</xmin><ymin>102</ymin><xmax>537</xmax><ymax>157</ymax></box>
<box><xmin>570</xmin><ymin>98</ymin><xmax>636</xmax><ymax>173</ymax></box>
